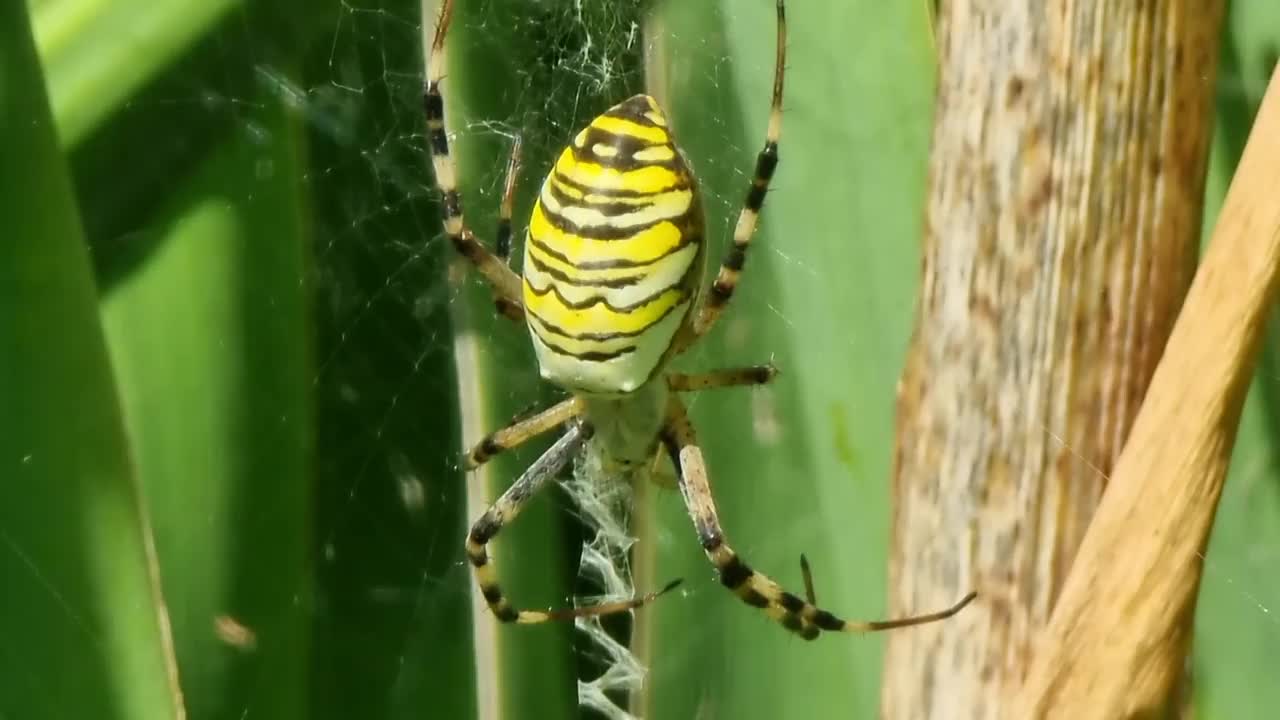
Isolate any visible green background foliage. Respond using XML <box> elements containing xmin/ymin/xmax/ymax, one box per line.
<box><xmin>2</xmin><ymin>0</ymin><xmax>1277</xmax><ymax>717</ymax></box>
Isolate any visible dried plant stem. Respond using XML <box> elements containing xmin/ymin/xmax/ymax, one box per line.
<box><xmin>1015</xmin><ymin>65</ymin><xmax>1280</xmax><ymax>718</ymax></box>
<box><xmin>883</xmin><ymin>1</ymin><xmax>1222</xmax><ymax>716</ymax></box>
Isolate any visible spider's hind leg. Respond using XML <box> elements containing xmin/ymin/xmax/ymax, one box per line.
<box><xmin>462</xmin><ymin>396</ymin><xmax>582</xmax><ymax>470</ymax></box>
<box><xmin>467</xmin><ymin>421</ymin><xmax>682</xmax><ymax>625</ymax></box>
<box><xmin>660</xmin><ymin>394</ymin><xmax>976</xmax><ymax>639</ymax></box>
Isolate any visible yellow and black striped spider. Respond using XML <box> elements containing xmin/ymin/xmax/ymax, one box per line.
<box><xmin>426</xmin><ymin>0</ymin><xmax>976</xmax><ymax>639</ymax></box>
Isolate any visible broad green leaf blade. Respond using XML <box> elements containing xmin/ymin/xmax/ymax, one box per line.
<box><xmin>97</xmin><ymin>92</ymin><xmax>313</xmax><ymax>719</ymax></box>
<box><xmin>641</xmin><ymin>0</ymin><xmax>935</xmax><ymax>717</ymax></box>
<box><xmin>0</xmin><ymin>4</ymin><xmax>182</xmax><ymax>718</ymax></box>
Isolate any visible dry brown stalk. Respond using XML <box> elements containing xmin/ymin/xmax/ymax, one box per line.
<box><xmin>1014</xmin><ymin>65</ymin><xmax>1280</xmax><ymax>718</ymax></box>
<box><xmin>882</xmin><ymin>1</ymin><xmax>1223</xmax><ymax>717</ymax></box>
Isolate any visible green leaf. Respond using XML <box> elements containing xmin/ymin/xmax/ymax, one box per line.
<box><xmin>25</xmin><ymin>0</ymin><xmax>314</xmax><ymax>715</ymax></box>
<box><xmin>97</xmin><ymin>94</ymin><xmax>313</xmax><ymax>719</ymax></box>
<box><xmin>0</xmin><ymin>3</ymin><xmax>182</xmax><ymax>717</ymax></box>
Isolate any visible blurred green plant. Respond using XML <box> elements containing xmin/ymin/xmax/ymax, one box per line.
<box><xmin>1</xmin><ymin>2</ymin><xmax>182</xmax><ymax>718</ymax></box>
<box><xmin>3</xmin><ymin>0</ymin><xmax>1278</xmax><ymax>718</ymax></box>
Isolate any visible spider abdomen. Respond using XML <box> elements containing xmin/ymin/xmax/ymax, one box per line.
<box><xmin>522</xmin><ymin>95</ymin><xmax>705</xmax><ymax>395</ymax></box>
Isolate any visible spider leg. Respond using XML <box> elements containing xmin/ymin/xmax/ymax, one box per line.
<box><xmin>660</xmin><ymin>394</ymin><xmax>976</xmax><ymax>639</ymax></box>
<box><xmin>676</xmin><ymin>0</ymin><xmax>786</xmax><ymax>352</ymax></box>
<box><xmin>495</xmin><ymin>134</ymin><xmax>522</xmax><ymax>263</ymax></box>
<box><xmin>484</xmin><ymin>135</ymin><xmax>528</xmax><ymax>322</ymax></box>
<box><xmin>426</xmin><ymin>0</ymin><xmax>523</xmax><ymax>315</ymax></box>
<box><xmin>648</xmin><ymin>364</ymin><xmax>779</xmax><ymax>488</ymax></box>
<box><xmin>467</xmin><ymin>421</ymin><xmax>682</xmax><ymax>624</ymax></box>
<box><xmin>660</xmin><ymin>395</ymin><xmax>817</xmax><ymax>639</ymax></box>
<box><xmin>463</xmin><ymin>396</ymin><xmax>583</xmax><ymax>470</ymax></box>
<box><xmin>800</xmin><ymin>554</ymin><xmax>817</xmax><ymax>605</ymax></box>
<box><xmin>667</xmin><ymin>363</ymin><xmax>779</xmax><ymax>392</ymax></box>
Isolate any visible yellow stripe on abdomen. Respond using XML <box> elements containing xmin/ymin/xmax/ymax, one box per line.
<box><xmin>553</xmin><ymin>149</ymin><xmax>682</xmax><ymax>194</ymax></box>
<box><xmin>528</xmin><ymin>203</ymin><xmax>687</xmax><ymax>268</ymax></box>
<box><xmin>541</xmin><ymin>184</ymin><xmax>693</xmax><ymax>232</ymax></box>
<box><xmin>523</xmin><ymin>284</ymin><xmax>685</xmax><ymax>340</ymax></box>
<box><xmin>588</xmin><ymin>115</ymin><xmax>672</xmax><ymax>145</ymax></box>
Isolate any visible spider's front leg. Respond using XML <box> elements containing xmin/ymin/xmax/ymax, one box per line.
<box><xmin>426</xmin><ymin>0</ymin><xmax>524</xmax><ymax>321</ymax></box>
<box><xmin>675</xmin><ymin>0</ymin><xmax>787</xmax><ymax>352</ymax></box>
<box><xmin>660</xmin><ymin>394</ymin><xmax>976</xmax><ymax>639</ymax></box>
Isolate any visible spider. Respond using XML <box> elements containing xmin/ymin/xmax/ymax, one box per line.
<box><xmin>425</xmin><ymin>0</ymin><xmax>976</xmax><ymax>640</ymax></box>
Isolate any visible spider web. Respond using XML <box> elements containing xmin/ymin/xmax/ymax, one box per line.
<box><xmin>304</xmin><ymin>2</ymin><xmax>769</xmax><ymax>719</ymax></box>
<box><xmin>295</xmin><ymin>3</ymin><xmax>832</xmax><ymax>718</ymax></box>
<box><xmin>23</xmin><ymin>0</ymin><xmax>1280</xmax><ymax>718</ymax></box>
